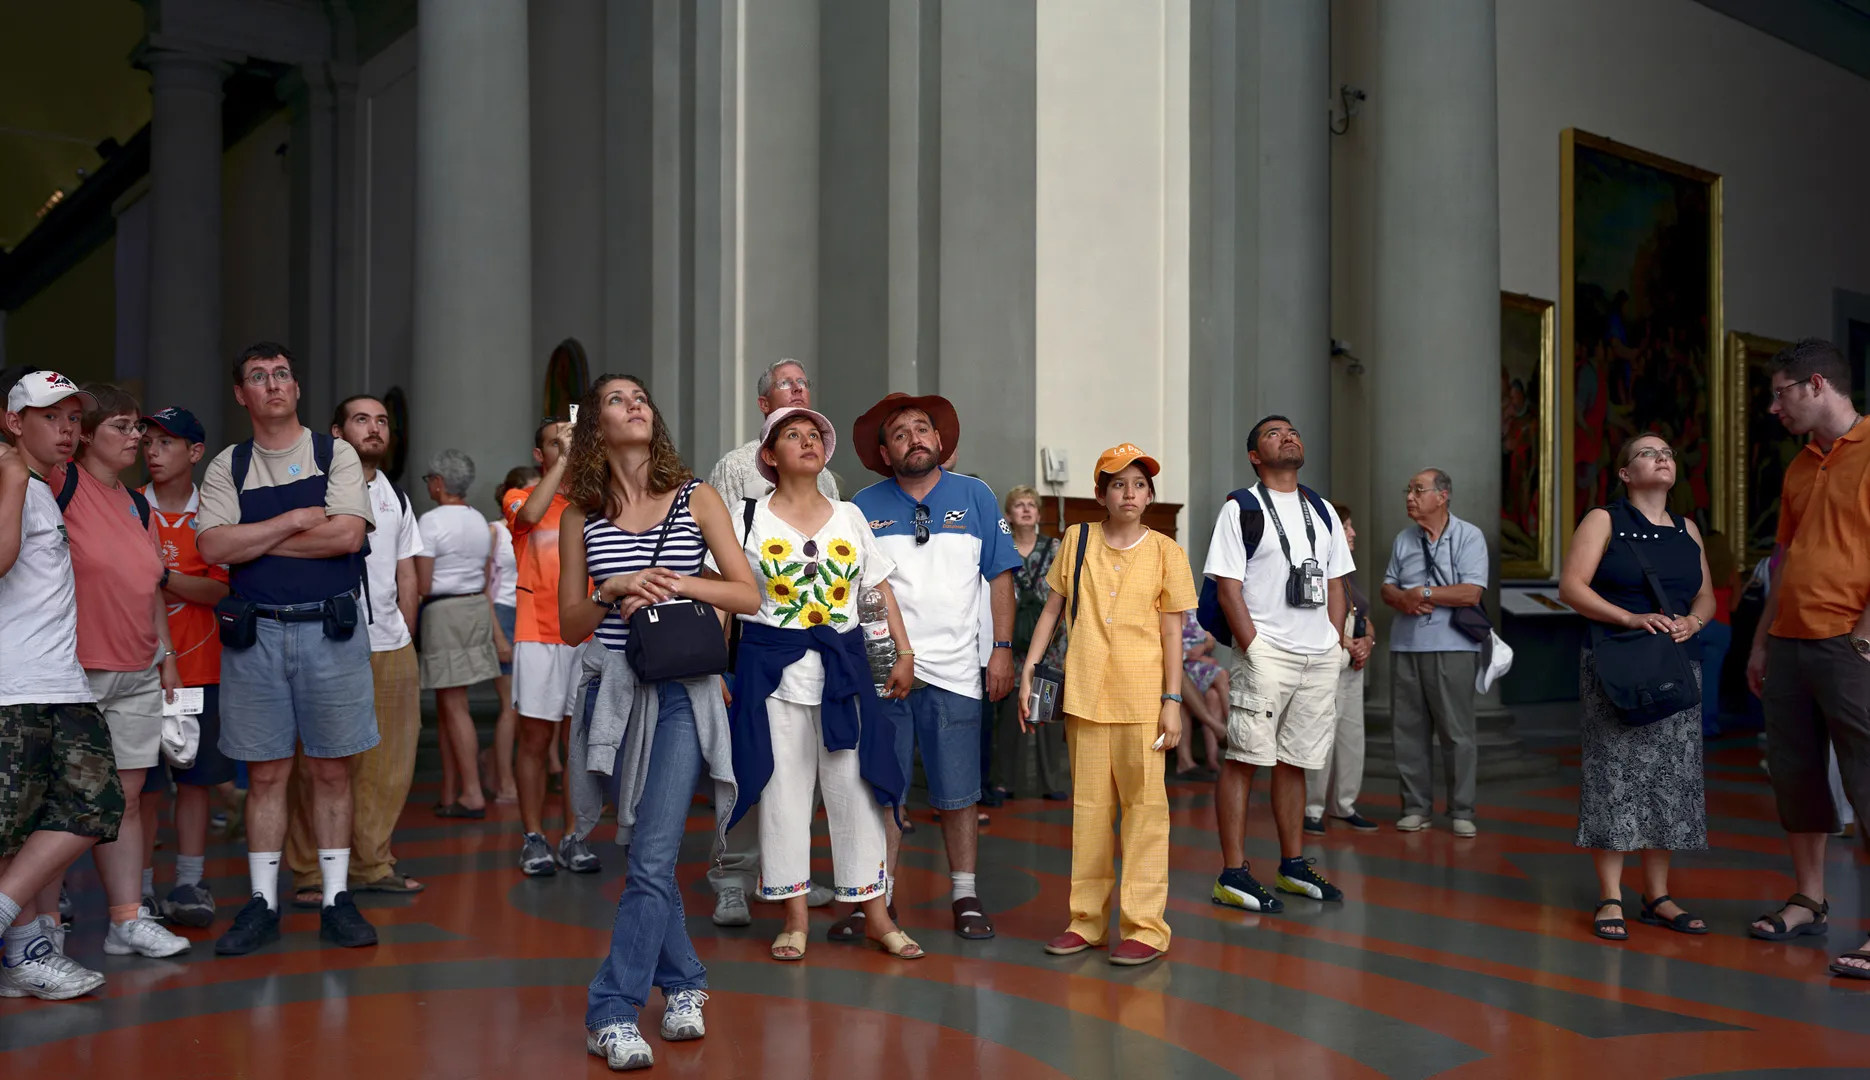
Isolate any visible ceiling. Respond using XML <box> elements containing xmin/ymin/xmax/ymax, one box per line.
<box><xmin>1695</xmin><ymin>0</ymin><xmax>1870</xmax><ymax>80</ymax></box>
<box><xmin>0</xmin><ymin>0</ymin><xmax>150</xmax><ymax>252</ymax></box>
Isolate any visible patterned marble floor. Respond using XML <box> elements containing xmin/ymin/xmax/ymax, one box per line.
<box><xmin>6</xmin><ymin>735</ymin><xmax>1870</xmax><ymax>1078</ymax></box>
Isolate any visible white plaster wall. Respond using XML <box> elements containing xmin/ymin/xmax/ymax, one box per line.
<box><xmin>355</xmin><ymin>32</ymin><xmax>417</xmax><ymax>403</ymax></box>
<box><xmin>220</xmin><ymin>110</ymin><xmax>293</xmax><ymax>441</ymax></box>
<box><xmin>1034</xmin><ymin>0</ymin><xmax>1190</xmax><ymax>520</ymax></box>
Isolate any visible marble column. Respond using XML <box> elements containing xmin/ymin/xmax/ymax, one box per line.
<box><xmin>531</xmin><ymin>0</ymin><xmax>606</xmax><ymax>385</ymax></box>
<box><xmin>144</xmin><ymin>48</ymin><xmax>229</xmax><ymax>446</ymax></box>
<box><xmin>1363</xmin><ymin>0</ymin><xmax>1546</xmax><ymax>779</ymax></box>
<box><xmin>412</xmin><ymin>0</ymin><xmax>531</xmax><ymax>516</ymax></box>
<box><xmin>1189</xmin><ymin>0</ymin><xmax>1331</xmax><ymax>571</ymax></box>
<box><xmin>284</xmin><ymin>63</ymin><xmax>358</xmax><ymax>436</ymax></box>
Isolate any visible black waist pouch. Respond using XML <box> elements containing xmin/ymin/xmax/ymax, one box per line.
<box><xmin>322</xmin><ymin>593</ymin><xmax>360</xmax><ymax>641</ymax></box>
<box><xmin>216</xmin><ymin>597</ymin><xmax>258</xmax><ymax>650</ymax></box>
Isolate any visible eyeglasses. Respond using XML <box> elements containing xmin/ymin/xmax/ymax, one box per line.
<box><xmin>771</xmin><ymin>377</ymin><xmax>811</xmax><ymax>392</ymax></box>
<box><xmin>1770</xmin><ymin>377</ymin><xmax>1813</xmax><ymax>402</ymax></box>
<box><xmin>1403</xmin><ymin>486</ymin><xmax>1443</xmax><ymax>497</ymax></box>
<box><xmin>1632</xmin><ymin>447</ymin><xmax>1676</xmax><ymax>462</ymax></box>
<box><xmin>101</xmin><ymin>419</ymin><xmax>147</xmax><ymax>437</ymax></box>
<box><xmin>243</xmin><ymin>368</ymin><xmax>295</xmax><ymax>387</ymax></box>
<box><xmin>421</xmin><ymin>473</ymin><xmax>439</xmax><ymax>483</ymax></box>
<box><xmin>913</xmin><ymin>504</ymin><xmax>931</xmax><ymax>546</ymax></box>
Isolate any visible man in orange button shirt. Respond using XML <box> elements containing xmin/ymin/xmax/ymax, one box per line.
<box><xmin>1743</xmin><ymin>339</ymin><xmax>1870</xmax><ymax>977</ymax></box>
<box><xmin>506</xmin><ymin>419</ymin><xmax>598</xmax><ymax>877</ymax></box>
<box><xmin>138</xmin><ymin>408</ymin><xmax>233</xmax><ymax>929</ymax></box>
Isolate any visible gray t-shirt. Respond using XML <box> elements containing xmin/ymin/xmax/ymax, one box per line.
<box><xmin>1383</xmin><ymin>513</ymin><xmax>1487</xmax><ymax>654</ymax></box>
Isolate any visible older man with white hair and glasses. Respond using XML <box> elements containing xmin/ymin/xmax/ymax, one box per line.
<box><xmin>704</xmin><ymin>358</ymin><xmax>840</xmax><ymax>926</ymax></box>
<box><xmin>1381</xmin><ymin>467</ymin><xmax>1489</xmax><ymax>837</ymax></box>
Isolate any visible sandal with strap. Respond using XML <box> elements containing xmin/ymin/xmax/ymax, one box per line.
<box><xmin>1829</xmin><ymin>950</ymin><xmax>1870</xmax><ymax>979</ymax></box>
<box><xmin>770</xmin><ymin>931</ymin><xmax>808</xmax><ymax>961</ymax></box>
<box><xmin>1749</xmin><ymin>892</ymin><xmax>1829</xmax><ymax>941</ymax></box>
<box><xmin>866</xmin><ymin>930</ymin><xmax>925</xmax><ymax>959</ymax></box>
<box><xmin>1592</xmin><ymin>899</ymin><xmax>1628</xmax><ymax>941</ymax></box>
<box><xmin>1638</xmin><ymin>894</ymin><xmax>1708</xmax><ymax>935</ymax></box>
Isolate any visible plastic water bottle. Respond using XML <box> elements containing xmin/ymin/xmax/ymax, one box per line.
<box><xmin>858</xmin><ymin>585</ymin><xmax>896</xmax><ymax>693</ymax></box>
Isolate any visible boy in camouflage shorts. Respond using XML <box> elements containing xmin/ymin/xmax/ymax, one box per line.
<box><xmin>0</xmin><ymin>370</ymin><xmax>127</xmax><ymax>1001</ymax></box>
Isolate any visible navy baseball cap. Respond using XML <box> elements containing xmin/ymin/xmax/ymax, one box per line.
<box><xmin>144</xmin><ymin>406</ymin><xmax>205</xmax><ymax>444</ymax></box>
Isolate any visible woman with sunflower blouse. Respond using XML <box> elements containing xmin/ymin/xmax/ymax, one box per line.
<box><xmin>726</xmin><ymin>407</ymin><xmax>922</xmax><ymax>962</ymax></box>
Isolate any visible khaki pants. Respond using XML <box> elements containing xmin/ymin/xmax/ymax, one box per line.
<box><xmin>1305</xmin><ymin>654</ymin><xmax>1366</xmax><ymax>819</ymax></box>
<box><xmin>287</xmin><ymin>644</ymin><xmax>421</xmax><ymax>889</ymax></box>
<box><xmin>1065</xmin><ymin>717</ymin><xmax>1170</xmax><ymax>952</ymax></box>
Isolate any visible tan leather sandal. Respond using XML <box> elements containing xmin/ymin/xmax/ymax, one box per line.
<box><xmin>867</xmin><ymin>930</ymin><xmax>925</xmax><ymax>959</ymax></box>
<box><xmin>770</xmin><ymin>930</ymin><xmax>808</xmax><ymax>961</ymax></box>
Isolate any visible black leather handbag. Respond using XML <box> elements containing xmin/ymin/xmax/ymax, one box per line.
<box><xmin>1025</xmin><ymin>523</ymin><xmax>1090</xmax><ymax>726</ymax></box>
<box><xmin>1419</xmin><ymin>533</ymin><xmax>1493</xmax><ymax>644</ymax></box>
<box><xmin>1590</xmin><ymin>503</ymin><xmax>1701</xmax><ymax>727</ymax></box>
<box><xmin>624</xmin><ymin>483</ymin><xmax>730</xmax><ymax>683</ymax></box>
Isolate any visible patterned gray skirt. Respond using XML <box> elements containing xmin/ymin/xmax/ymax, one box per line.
<box><xmin>1576</xmin><ymin>650</ymin><xmax>1707</xmax><ymax>852</ymax></box>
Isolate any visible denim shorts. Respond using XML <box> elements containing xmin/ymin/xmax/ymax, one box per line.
<box><xmin>881</xmin><ymin>684</ymin><xmax>984</xmax><ymax>811</ymax></box>
<box><xmin>495</xmin><ymin>603</ymin><xmax>517</xmax><ymax>677</ymax></box>
<box><xmin>220</xmin><ymin>617</ymin><xmax>380</xmax><ymax>762</ymax></box>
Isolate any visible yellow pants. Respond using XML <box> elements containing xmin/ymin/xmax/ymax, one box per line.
<box><xmin>286</xmin><ymin>644</ymin><xmax>421</xmax><ymax>889</ymax></box>
<box><xmin>1065</xmin><ymin>716</ymin><xmax>1171</xmax><ymax>951</ymax></box>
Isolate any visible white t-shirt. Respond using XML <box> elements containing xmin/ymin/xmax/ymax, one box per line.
<box><xmin>1202</xmin><ymin>484</ymin><xmax>1354</xmax><ymax>656</ymax></box>
<box><xmin>489</xmin><ymin>520</ymin><xmax>518</xmax><ymax>608</ymax></box>
<box><xmin>364</xmin><ymin>472</ymin><xmax>427</xmax><ymax>653</ymax></box>
<box><xmin>735</xmin><ymin>498</ymin><xmax>894</xmax><ymax>706</ymax></box>
<box><xmin>419</xmin><ymin>504</ymin><xmax>494</xmax><ymax>597</ymax></box>
<box><xmin>0</xmin><ymin>478</ymin><xmax>94</xmax><ymax>706</ymax></box>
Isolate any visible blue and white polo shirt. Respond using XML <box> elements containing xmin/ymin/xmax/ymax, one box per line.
<box><xmin>852</xmin><ymin>471</ymin><xmax>1022</xmax><ymax>700</ymax></box>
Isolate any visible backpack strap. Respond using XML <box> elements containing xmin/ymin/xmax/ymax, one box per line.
<box><xmin>741</xmin><ymin>497</ymin><xmax>757</xmax><ymax>543</ymax></box>
<box><xmin>231</xmin><ymin>441</ymin><xmax>254</xmax><ymax>493</ymax></box>
<box><xmin>129</xmin><ymin>488</ymin><xmax>151</xmax><ymax>531</ymax></box>
<box><xmin>394</xmin><ymin>483</ymin><xmax>410</xmax><ymax>517</ymax></box>
<box><xmin>312</xmin><ymin>432</ymin><xmax>334</xmax><ymax>475</ymax></box>
<box><xmin>1224</xmin><ymin>486</ymin><xmax>1265</xmax><ymax>560</ymax></box>
<box><xmin>55</xmin><ymin>464</ymin><xmax>79</xmax><ymax>511</ymax></box>
<box><xmin>1066</xmin><ymin>521</ymin><xmax>1091</xmax><ymax>628</ymax></box>
<box><xmin>1297</xmin><ymin>484</ymin><xmax>1336</xmax><ymax>533</ymax></box>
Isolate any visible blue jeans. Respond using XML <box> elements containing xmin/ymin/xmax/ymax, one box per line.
<box><xmin>1699</xmin><ymin>620</ymin><xmax>1732</xmax><ymax>735</ymax></box>
<box><xmin>882</xmin><ymin>684</ymin><xmax>984</xmax><ymax>811</ymax></box>
<box><xmin>586</xmin><ymin>683</ymin><xmax>707</xmax><ymax>1028</ymax></box>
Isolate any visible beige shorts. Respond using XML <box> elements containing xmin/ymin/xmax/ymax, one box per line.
<box><xmin>85</xmin><ymin>661</ymin><xmax>165</xmax><ymax>771</ymax></box>
<box><xmin>512</xmin><ymin>640</ymin><xmax>580</xmax><ymax>721</ymax></box>
<box><xmin>1225</xmin><ymin>635</ymin><xmax>1340</xmax><ymax>771</ymax></box>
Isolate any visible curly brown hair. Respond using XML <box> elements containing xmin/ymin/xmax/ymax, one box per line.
<box><xmin>561</xmin><ymin>374</ymin><xmax>693</xmax><ymax>521</ymax></box>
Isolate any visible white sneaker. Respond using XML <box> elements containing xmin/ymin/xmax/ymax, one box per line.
<box><xmin>34</xmin><ymin>913</ymin><xmax>68</xmax><ymax>957</ymax></box>
<box><xmin>1451</xmin><ymin>819</ymin><xmax>1478</xmax><ymax>838</ymax></box>
<box><xmin>104</xmin><ymin>909</ymin><xmax>192</xmax><ymax>957</ymax></box>
<box><xmin>1396</xmin><ymin>814</ymin><xmax>1430</xmax><ymax>832</ymax></box>
<box><xmin>0</xmin><ymin>937</ymin><xmax>107</xmax><ymax>1000</ymax></box>
<box><xmin>661</xmin><ymin>988</ymin><xmax>708</xmax><ymax>1041</ymax></box>
<box><xmin>587</xmin><ymin>1021</ymin><xmax>654</xmax><ymax>1070</ymax></box>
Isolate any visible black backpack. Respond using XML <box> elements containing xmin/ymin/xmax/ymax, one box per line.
<box><xmin>1194</xmin><ymin>483</ymin><xmax>1334</xmax><ymax>648</ymax></box>
<box><xmin>56</xmin><ymin>466</ymin><xmax>151</xmax><ymax>530</ymax></box>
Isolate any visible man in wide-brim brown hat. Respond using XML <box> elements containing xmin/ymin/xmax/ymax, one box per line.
<box><xmin>828</xmin><ymin>392</ymin><xmax>1022</xmax><ymax>945</ymax></box>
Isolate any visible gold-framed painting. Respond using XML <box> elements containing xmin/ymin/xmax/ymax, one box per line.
<box><xmin>1728</xmin><ymin>330</ymin><xmax>1795</xmax><ymax>563</ymax></box>
<box><xmin>1501</xmin><ymin>291</ymin><xmax>1556</xmax><ymax>580</ymax></box>
<box><xmin>1560</xmin><ymin>129</ymin><xmax>1724</xmax><ymax>550</ymax></box>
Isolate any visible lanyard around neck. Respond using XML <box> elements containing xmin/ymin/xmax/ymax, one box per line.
<box><xmin>1259</xmin><ymin>483</ymin><xmax>1315</xmax><ymax>567</ymax></box>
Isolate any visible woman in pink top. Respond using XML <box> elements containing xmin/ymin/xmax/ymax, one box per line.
<box><xmin>56</xmin><ymin>383</ymin><xmax>189</xmax><ymax>959</ymax></box>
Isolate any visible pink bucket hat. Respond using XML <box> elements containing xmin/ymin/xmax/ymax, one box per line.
<box><xmin>757</xmin><ymin>406</ymin><xmax>838</xmax><ymax>484</ymax></box>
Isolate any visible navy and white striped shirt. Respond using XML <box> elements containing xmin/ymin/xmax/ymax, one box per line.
<box><xmin>584</xmin><ymin>481</ymin><xmax>708</xmax><ymax>652</ymax></box>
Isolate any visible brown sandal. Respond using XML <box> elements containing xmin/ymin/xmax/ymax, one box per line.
<box><xmin>952</xmin><ymin>898</ymin><xmax>995</xmax><ymax>940</ymax></box>
<box><xmin>1829</xmin><ymin>950</ymin><xmax>1870</xmax><ymax>979</ymax></box>
<box><xmin>1749</xmin><ymin>893</ymin><xmax>1828</xmax><ymax>941</ymax></box>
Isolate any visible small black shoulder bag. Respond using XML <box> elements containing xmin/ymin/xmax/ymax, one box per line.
<box><xmin>1589</xmin><ymin>503</ymin><xmax>1700</xmax><ymax>727</ymax></box>
<box><xmin>625</xmin><ymin>482</ymin><xmax>730</xmax><ymax>682</ymax></box>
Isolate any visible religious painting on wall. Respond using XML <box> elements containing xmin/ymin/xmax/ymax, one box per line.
<box><xmin>1728</xmin><ymin>331</ymin><xmax>1795</xmax><ymax>564</ymax></box>
<box><xmin>1560</xmin><ymin>129</ymin><xmax>1724</xmax><ymax>547</ymax></box>
<box><xmin>1501</xmin><ymin>292</ymin><xmax>1555</xmax><ymax>580</ymax></box>
<box><xmin>544</xmin><ymin>338</ymin><xmax>591</xmax><ymax>422</ymax></box>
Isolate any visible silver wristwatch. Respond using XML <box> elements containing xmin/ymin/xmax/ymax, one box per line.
<box><xmin>1421</xmin><ymin>586</ymin><xmax>1434</xmax><ymax>600</ymax></box>
<box><xmin>1852</xmin><ymin>635</ymin><xmax>1870</xmax><ymax>657</ymax></box>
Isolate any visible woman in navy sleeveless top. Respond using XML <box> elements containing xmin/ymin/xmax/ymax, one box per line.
<box><xmin>554</xmin><ymin>375</ymin><xmax>760</xmax><ymax>1069</ymax></box>
<box><xmin>1558</xmin><ymin>433</ymin><xmax>1716</xmax><ymax>943</ymax></box>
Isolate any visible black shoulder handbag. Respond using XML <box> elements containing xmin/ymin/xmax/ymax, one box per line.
<box><xmin>1025</xmin><ymin>524</ymin><xmax>1090</xmax><ymax>725</ymax></box>
<box><xmin>1589</xmin><ymin>504</ymin><xmax>1700</xmax><ymax>727</ymax></box>
<box><xmin>624</xmin><ymin>482</ymin><xmax>730</xmax><ymax>682</ymax></box>
<box><xmin>1419</xmin><ymin>532</ymin><xmax>1492</xmax><ymax>644</ymax></box>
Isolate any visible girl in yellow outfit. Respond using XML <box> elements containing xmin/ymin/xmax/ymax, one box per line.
<box><xmin>1017</xmin><ymin>444</ymin><xmax>1198</xmax><ymax>966</ymax></box>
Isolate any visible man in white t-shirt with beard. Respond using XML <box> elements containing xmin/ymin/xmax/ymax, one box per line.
<box><xmin>1203</xmin><ymin>415</ymin><xmax>1354</xmax><ymax>914</ymax></box>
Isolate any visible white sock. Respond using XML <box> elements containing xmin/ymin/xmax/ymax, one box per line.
<box><xmin>249</xmin><ymin>851</ymin><xmax>282</xmax><ymax>911</ymax></box>
<box><xmin>318</xmin><ymin>849</ymin><xmax>351</xmax><ymax>907</ymax></box>
<box><xmin>3</xmin><ymin>923</ymin><xmax>41</xmax><ymax>962</ymax></box>
<box><xmin>951</xmin><ymin>871</ymin><xmax>977</xmax><ymax>902</ymax></box>
<box><xmin>175</xmin><ymin>854</ymin><xmax>205</xmax><ymax>889</ymax></box>
<box><xmin>0</xmin><ymin>890</ymin><xmax>18</xmax><ymax>934</ymax></box>
<box><xmin>142</xmin><ymin>866</ymin><xmax>155</xmax><ymax>897</ymax></box>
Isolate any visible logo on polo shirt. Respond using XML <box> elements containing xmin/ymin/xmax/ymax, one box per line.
<box><xmin>288</xmin><ymin>463</ymin><xmax>302</xmax><ymax>477</ymax></box>
<box><xmin>998</xmin><ymin>518</ymin><xmax>1011</xmax><ymax>534</ymax></box>
<box><xmin>867</xmin><ymin>518</ymin><xmax>896</xmax><ymax>530</ymax></box>
<box><xmin>943</xmin><ymin>509</ymin><xmax>968</xmax><ymax>527</ymax></box>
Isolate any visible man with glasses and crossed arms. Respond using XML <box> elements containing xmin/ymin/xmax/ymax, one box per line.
<box><xmin>844</xmin><ymin>393</ymin><xmax>1020</xmax><ymax>942</ymax></box>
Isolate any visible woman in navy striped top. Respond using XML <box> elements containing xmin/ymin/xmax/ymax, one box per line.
<box><xmin>554</xmin><ymin>374</ymin><xmax>759</xmax><ymax>1069</ymax></box>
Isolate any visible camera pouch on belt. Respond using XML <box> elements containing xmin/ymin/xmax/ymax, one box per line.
<box><xmin>215</xmin><ymin>596</ymin><xmax>258</xmax><ymax>650</ymax></box>
<box><xmin>322</xmin><ymin>593</ymin><xmax>360</xmax><ymax>641</ymax></box>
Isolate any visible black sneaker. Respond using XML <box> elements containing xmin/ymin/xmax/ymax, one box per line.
<box><xmin>1341</xmin><ymin>812</ymin><xmax>1380</xmax><ymax>833</ymax></box>
<box><xmin>1276</xmin><ymin>857</ymin><xmax>1344</xmax><ymax>902</ymax></box>
<box><xmin>1303</xmin><ymin>814</ymin><xmax>1326</xmax><ymax>835</ymax></box>
<box><xmin>319</xmin><ymin>891</ymin><xmax>378</xmax><ymax>948</ymax></box>
<box><xmin>1211</xmin><ymin>865</ymin><xmax>1284</xmax><ymax>913</ymax></box>
<box><xmin>214</xmin><ymin>896</ymin><xmax>281</xmax><ymax>956</ymax></box>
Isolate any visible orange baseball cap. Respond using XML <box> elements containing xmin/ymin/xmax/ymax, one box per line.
<box><xmin>1094</xmin><ymin>443</ymin><xmax>1161</xmax><ymax>485</ymax></box>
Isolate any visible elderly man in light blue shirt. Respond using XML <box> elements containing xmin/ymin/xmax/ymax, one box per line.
<box><xmin>1381</xmin><ymin>468</ymin><xmax>1488</xmax><ymax>837</ymax></box>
